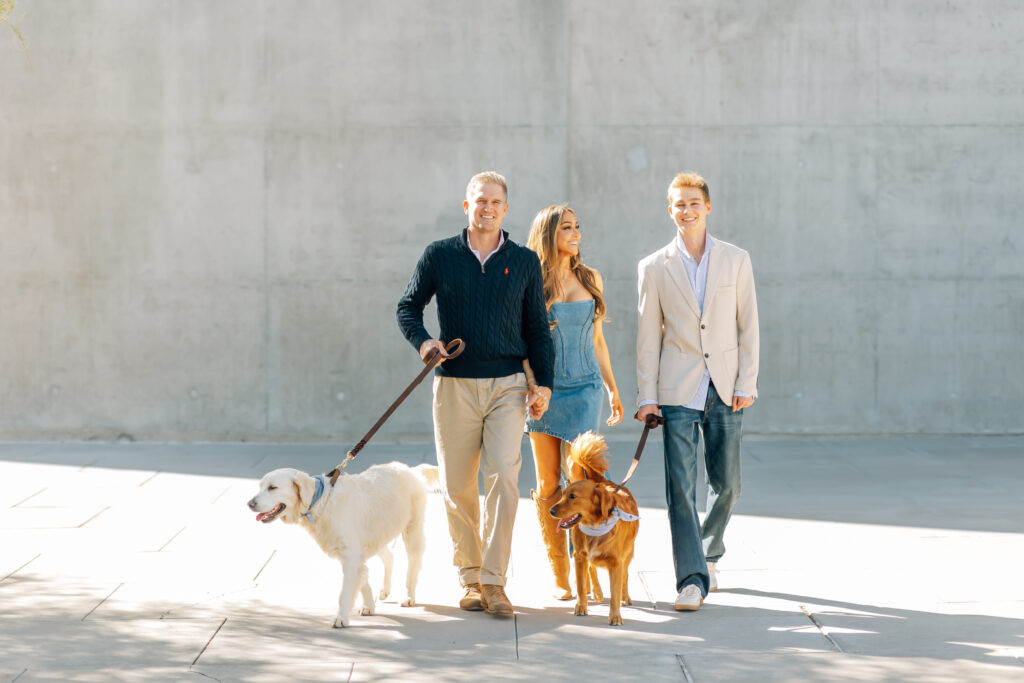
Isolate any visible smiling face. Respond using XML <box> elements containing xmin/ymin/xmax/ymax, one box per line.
<box><xmin>463</xmin><ymin>182</ymin><xmax>508</xmax><ymax>234</ymax></box>
<box><xmin>669</xmin><ymin>185</ymin><xmax>711</xmax><ymax>236</ymax></box>
<box><xmin>554</xmin><ymin>210</ymin><xmax>581</xmax><ymax>259</ymax></box>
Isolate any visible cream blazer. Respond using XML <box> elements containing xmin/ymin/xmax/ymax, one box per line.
<box><xmin>636</xmin><ymin>235</ymin><xmax>759</xmax><ymax>407</ymax></box>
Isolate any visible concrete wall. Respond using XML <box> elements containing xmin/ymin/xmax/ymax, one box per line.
<box><xmin>1</xmin><ymin>1</ymin><xmax>1022</xmax><ymax>440</ymax></box>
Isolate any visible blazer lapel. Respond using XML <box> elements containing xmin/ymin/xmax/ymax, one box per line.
<box><xmin>703</xmin><ymin>237</ymin><xmax>724</xmax><ymax>309</ymax></box>
<box><xmin>664</xmin><ymin>241</ymin><xmax>702</xmax><ymax>318</ymax></box>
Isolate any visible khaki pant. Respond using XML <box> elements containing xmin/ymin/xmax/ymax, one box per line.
<box><xmin>432</xmin><ymin>373</ymin><xmax>527</xmax><ymax>587</ymax></box>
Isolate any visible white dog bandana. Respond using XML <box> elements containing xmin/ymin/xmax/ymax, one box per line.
<box><xmin>578</xmin><ymin>507</ymin><xmax>640</xmax><ymax>537</ymax></box>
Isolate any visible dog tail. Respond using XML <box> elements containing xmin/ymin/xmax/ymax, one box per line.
<box><xmin>567</xmin><ymin>431</ymin><xmax>610</xmax><ymax>482</ymax></box>
<box><xmin>414</xmin><ymin>463</ymin><xmax>441</xmax><ymax>492</ymax></box>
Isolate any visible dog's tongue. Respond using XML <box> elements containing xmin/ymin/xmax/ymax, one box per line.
<box><xmin>256</xmin><ymin>503</ymin><xmax>285</xmax><ymax>522</ymax></box>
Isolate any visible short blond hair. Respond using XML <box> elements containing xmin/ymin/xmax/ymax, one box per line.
<box><xmin>667</xmin><ymin>172</ymin><xmax>710</xmax><ymax>204</ymax></box>
<box><xmin>466</xmin><ymin>171</ymin><xmax>508</xmax><ymax>202</ymax></box>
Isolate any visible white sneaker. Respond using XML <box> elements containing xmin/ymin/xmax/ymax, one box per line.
<box><xmin>673</xmin><ymin>584</ymin><xmax>703</xmax><ymax>611</ymax></box>
<box><xmin>708</xmin><ymin>561</ymin><xmax>718</xmax><ymax>592</ymax></box>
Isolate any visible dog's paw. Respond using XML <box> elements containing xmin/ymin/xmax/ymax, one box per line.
<box><xmin>574</xmin><ymin>602</ymin><xmax>588</xmax><ymax>617</ymax></box>
<box><xmin>378</xmin><ymin>589</ymin><xmax>390</xmax><ymax>601</ymax></box>
<box><xmin>332</xmin><ymin>616</ymin><xmax>349</xmax><ymax>628</ymax></box>
<box><xmin>400</xmin><ymin>598</ymin><xmax>415</xmax><ymax>607</ymax></box>
<box><xmin>608</xmin><ymin>613</ymin><xmax>623</xmax><ymax>626</ymax></box>
<box><xmin>622</xmin><ymin>595</ymin><xmax>633</xmax><ymax>606</ymax></box>
<box><xmin>359</xmin><ymin>606</ymin><xmax>374</xmax><ymax>616</ymax></box>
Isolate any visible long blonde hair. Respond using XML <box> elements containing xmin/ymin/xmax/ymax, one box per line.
<box><xmin>526</xmin><ymin>205</ymin><xmax>606</xmax><ymax>321</ymax></box>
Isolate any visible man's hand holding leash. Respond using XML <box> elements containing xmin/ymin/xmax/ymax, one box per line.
<box><xmin>419</xmin><ymin>339</ymin><xmax>452</xmax><ymax>364</ymax></box>
<box><xmin>636</xmin><ymin>403</ymin><xmax>660</xmax><ymax>422</ymax></box>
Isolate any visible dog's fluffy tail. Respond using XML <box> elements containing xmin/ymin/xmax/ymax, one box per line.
<box><xmin>414</xmin><ymin>463</ymin><xmax>441</xmax><ymax>492</ymax></box>
<box><xmin>567</xmin><ymin>431</ymin><xmax>611</xmax><ymax>482</ymax></box>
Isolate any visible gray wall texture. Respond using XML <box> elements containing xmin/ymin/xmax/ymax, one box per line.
<box><xmin>1</xmin><ymin>1</ymin><xmax>1022</xmax><ymax>440</ymax></box>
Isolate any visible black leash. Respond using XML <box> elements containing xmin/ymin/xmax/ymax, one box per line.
<box><xmin>327</xmin><ymin>339</ymin><xmax>465</xmax><ymax>485</ymax></box>
<box><xmin>612</xmin><ymin>412</ymin><xmax>665</xmax><ymax>493</ymax></box>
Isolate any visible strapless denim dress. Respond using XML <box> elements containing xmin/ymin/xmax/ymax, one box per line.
<box><xmin>525</xmin><ymin>300</ymin><xmax>604</xmax><ymax>442</ymax></box>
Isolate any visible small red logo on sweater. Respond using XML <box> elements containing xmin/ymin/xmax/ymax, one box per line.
<box><xmin>504</xmin><ymin>268</ymin><xmax>509</xmax><ymax>275</ymax></box>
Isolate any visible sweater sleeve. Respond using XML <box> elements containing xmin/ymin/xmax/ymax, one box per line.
<box><xmin>521</xmin><ymin>251</ymin><xmax>555</xmax><ymax>388</ymax></box>
<box><xmin>396</xmin><ymin>244</ymin><xmax>436</xmax><ymax>351</ymax></box>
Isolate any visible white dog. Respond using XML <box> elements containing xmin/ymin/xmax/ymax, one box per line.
<box><xmin>247</xmin><ymin>461</ymin><xmax>438</xmax><ymax>628</ymax></box>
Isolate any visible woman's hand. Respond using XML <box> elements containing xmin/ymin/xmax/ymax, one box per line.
<box><xmin>527</xmin><ymin>385</ymin><xmax>552</xmax><ymax>420</ymax></box>
<box><xmin>606</xmin><ymin>389</ymin><xmax>624</xmax><ymax>426</ymax></box>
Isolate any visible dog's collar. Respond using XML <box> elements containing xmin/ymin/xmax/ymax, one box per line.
<box><xmin>578</xmin><ymin>507</ymin><xmax>639</xmax><ymax>537</ymax></box>
<box><xmin>303</xmin><ymin>474</ymin><xmax>329</xmax><ymax>523</ymax></box>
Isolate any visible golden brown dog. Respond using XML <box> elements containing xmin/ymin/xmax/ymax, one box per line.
<box><xmin>564</xmin><ymin>431</ymin><xmax>612</xmax><ymax>601</ymax></box>
<box><xmin>551</xmin><ymin>431</ymin><xmax>639</xmax><ymax>625</ymax></box>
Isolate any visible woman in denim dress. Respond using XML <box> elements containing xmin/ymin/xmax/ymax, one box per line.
<box><xmin>523</xmin><ymin>205</ymin><xmax>623</xmax><ymax>599</ymax></box>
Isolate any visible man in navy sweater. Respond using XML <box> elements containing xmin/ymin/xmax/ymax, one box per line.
<box><xmin>397</xmin><ymin>172</ymin><xmax>554</xmax><ymax>617</ymax></box>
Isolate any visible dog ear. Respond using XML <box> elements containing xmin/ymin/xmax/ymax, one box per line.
<box><xmin>598</xmin><ymin>485</ymin><xmax>616</xmax><ymax>521</ymax></box>
<box><xmin>293</xmin><ymin>472</ymin><xmax>316</xmax><ymax>510</ymax></box>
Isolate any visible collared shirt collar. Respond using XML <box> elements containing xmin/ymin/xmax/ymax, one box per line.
<box><xmin>673</xmin><ymin>231</ymin><xmax>715</xmax><ymax>263</ymax></box>
<box><xmin>465</xmin><ymin>228</ymin><xmax>505</xmax><ymax>265</ymax></box>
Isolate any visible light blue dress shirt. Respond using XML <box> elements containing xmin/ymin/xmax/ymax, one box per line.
<box><xmin>675</xmin><ymin>232</ymin><xmax>715</xmax><ymax>410</ymax></box>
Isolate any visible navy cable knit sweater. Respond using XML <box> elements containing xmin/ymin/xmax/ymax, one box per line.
<box><xmin>397</xmin><ymin>229</ymin><xmax>555</xmax><ymax>388</ymax></box>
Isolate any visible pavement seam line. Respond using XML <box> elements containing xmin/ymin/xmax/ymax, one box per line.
<box><xmin>638</xmin><ymin>570</ymin><xmax>658</xmax><ymax>609</ymax></box>
<box><xmin>77</xmin><ymin>506</ymin><xmax>111</xmax><ymax>528</ymax></box>
<box><xmin>514</xmin><ymin>612</ymin><xmax>520</xmax><ymax>660</ymax></box>
<box><xmin>800</xmin><ymin>605</ymin><xmax>844</xmax><ymax>653</ymax></box>
<box><xmin>253</xmin><ymin>550</ymin><xmax>276</xmax><ymax>582</ymax></box>
<box><xmin>1</xmin><ymin>553</ymin><xmax>40</xmax><ymax>583</ymax></box>
<box><xmin>11</xmin><ymin>487</ymin><xmax>45</xmax><ymax>507</ymax></box>
<box><xmin>138</xmin><ymin>471</ymin><xmax>160</xmax><ymax>487</ymax></box>
<box><xmin>82</xmin><ymin>582</ymin><xmax>123</xmax><ymax>621</ymax></box>
<box><xmin>675</xmin><ymin>654</ymin><xmax>695</xmax><ymax>683</ymax></box>
<box><xmin>158</xmin><ymin>527</ymin><xmax>186</xmax><ymax>552</ymax></box>
<box><xmin>191</xmin><ymin>617</ymin><xmax>227</xmax><ymax>666</ymax></box>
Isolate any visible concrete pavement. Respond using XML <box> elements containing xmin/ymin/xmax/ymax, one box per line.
<box><xmin>2</xmin><ymin>435</ymin><xmax>1023</xmax><ymax>682</ymax></box>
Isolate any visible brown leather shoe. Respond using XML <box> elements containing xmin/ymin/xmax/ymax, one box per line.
<box><xmin>459</xmin><ymin>583</ymin><xmax>483</xmax><ymax>611</ymax></box>
<box><xmin>480</xmin><ymin>584</ymin><xmax>514</xmax><ymax>616</ymax></box>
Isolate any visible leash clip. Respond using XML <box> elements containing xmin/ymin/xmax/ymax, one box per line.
<box><xmin>327</xmin><ymin>450</ymin><xmax>357</xmax><ymax>486</ymax></box>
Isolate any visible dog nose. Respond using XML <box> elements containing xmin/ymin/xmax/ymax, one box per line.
<box><xmin>247</xmin><ymin>497</ymin><xmax>257</xmax><ymax>511</ymax></box>
<box><xmin>549</xmin><ymin>506</ymin><xmax>558</xmax><ymax>516</ymax></box>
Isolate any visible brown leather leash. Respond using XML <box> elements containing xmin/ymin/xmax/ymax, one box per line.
<box><xmin>612</xmin><ymin>412</ymin><xmax>666</xmax><ymax>493</ymax></box>
<box><xmin>327</xmin><ymin>338</ymin><xmax>465</xmax><ymax>485</ymax></box>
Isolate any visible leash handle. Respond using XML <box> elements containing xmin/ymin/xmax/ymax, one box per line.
<box><xmin>328</xmin><ymin>338</ymin><xmax>465</xmax><ymax>484</ymax></box>
<box><xmin>613</xmin><ymin>411</ymin><xmax>666</xmax><ymax>493</ymax></box>
<box><xmin>424</xmin><ymin>338</ymin><xmax>465</xmax><ymax>366</ymax></box>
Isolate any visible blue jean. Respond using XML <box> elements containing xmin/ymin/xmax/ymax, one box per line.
<box><xmin>661</xmin><ymin>383</ymin><xmax>744</xmax><ymax>596</ymax></box>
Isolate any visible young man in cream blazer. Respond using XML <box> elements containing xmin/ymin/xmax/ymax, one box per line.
<box><xmin>636</xmin><ymin>172</ymin><xmax>759</xmax><ymax>612</ymax></box>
